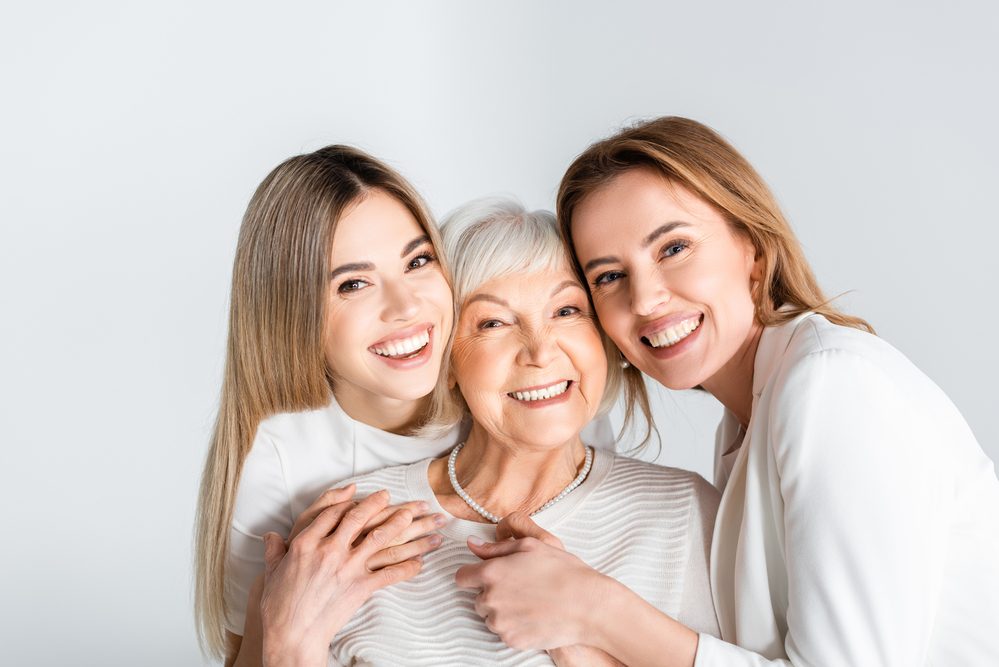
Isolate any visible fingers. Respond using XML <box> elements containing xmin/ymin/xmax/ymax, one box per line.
<box><xmin>466</xmin><ymin>535</ymin><xmax>532</xmax><ymax>561</ymax></box>
<box><xmin>352</xmin><ymin>507</ymin><xmax>415</xmax><ymax>562</ymax></box>
<box><xmin>288</xmin><ymin>484</ymin><xmax>357</xmax><ymax>541</ymax></box>
<box><xmin>353</xmin><ymin>501</ymin><xmax>441</xmax><ymax>546</ymax></box>
<box><xmin>262</xmin><ymin>532</ymin><xmax>287</xmax><ymax>578</ymax></box>
<box><xmin>296</xmin><ymin>499</ymin><xmax>357</xmax><ymax>544</ymax></box>
<box><xmin>386</xmin><ymin>511</ymin><xmax>447</xmax><ymax>546</ymax></box>
<box><xmin>363</xmin><ymin>557</ymin><xmax>424</xmax><ymax>593</ymax></box>
<box><xmin>496</xmin><ymin>511</ymin><xmax>564</xmax><ymax>548</ymax></box>
<box><xmin>455</xmin><ymin>559</ymin><xmax>492</xmax><ymax>590</ymax></box>
<box><xmin>366</xmin><ymin>533</ymin><xmax>444</xmax><ymax>570</ymax></box>
<box><xmin>326</xmin><ymin>490</ymin><xmax>393</xmax><ymax>550</ymax></box>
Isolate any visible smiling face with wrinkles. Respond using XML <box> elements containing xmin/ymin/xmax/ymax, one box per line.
<box><xmin>449</xmin><ymin>266</ymin><xmax>607</xmax><ymax>451</ymax></box>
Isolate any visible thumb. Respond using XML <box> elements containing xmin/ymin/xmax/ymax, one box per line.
<box><xmin>262</xmin><ymin>532</ymin><xmax>287</xmax><ymax>578</ymax></box>
<box><xmin>496</xmin><ymin>511</ymin><xmax>564</xmax><ymax>548</ymax></box>
<box><xmin>466</xmin><ymin>535</ymin><xmax>526</xmax><ymax>560</ymax></box>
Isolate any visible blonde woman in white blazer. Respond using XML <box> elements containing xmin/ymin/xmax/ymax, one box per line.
<box><xmin>456</xmin><ymin>117</ymin><xmax>999</xmax><ymax>666</ymax></box>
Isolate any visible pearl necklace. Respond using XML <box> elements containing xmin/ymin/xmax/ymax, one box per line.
<box><xmin>446</xmin><ymin>442</ymin><xmax>594</xmax><ymax>524</ymax></box>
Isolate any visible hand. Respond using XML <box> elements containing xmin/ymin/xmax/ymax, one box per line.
<box><xmin>454</xmin><ymin>512</ymin><xmax>608</xmax><ymax>651</ymax></box>
<box><xmin>259</xmin><ymin>490</ymin><xmax>427</xmax><ymax>667</ymax></box>
<box><xmin>548</xmin><ymin>644</ymin><xmax>627</xmax><ymax>667</ymax></box>
<box><xmin>289</xmin><ymin>485</ymin><xmax>446</xmax><ymax>554</ymax></box>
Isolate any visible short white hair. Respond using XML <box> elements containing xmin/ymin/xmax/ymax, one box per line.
<box><xmin>437</xmin><ymin>196</ymin><xmax>624</xmax><ymax>427</ymax></box>
<box><xmin>440</xmin><ymin>197</ymin><xmax>568</xmax><ymax>304</ymax></box>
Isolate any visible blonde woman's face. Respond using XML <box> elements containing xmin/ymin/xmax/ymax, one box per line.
<box><xmin>571</xmin><ymin>168</ymin><xmax>761</xmax><ymax>391</ymax></box>
<box><xmin>324</xmin><ymin>190</ymin><xmax>453</xmax><ymax>409</ymax></box>
<box><xmin>450</xmin><ymin>268</ymin><xmax>606</xmax><ymax>450</ymax></box>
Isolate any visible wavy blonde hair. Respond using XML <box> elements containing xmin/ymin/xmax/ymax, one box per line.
<box><xmin>194</xmin><ymin>146</ymin><xmax>453</xmax><ymax>658</ymax></box>
<box><xmin>557</xmin><ymin>116</ymin><xmax>872</xmax><ymax>407</ymax></box>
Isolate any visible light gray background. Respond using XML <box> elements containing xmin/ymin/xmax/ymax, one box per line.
<box><xmin>2</xmin><ymin>1</ymin><xmax>996</xmax><ymax>665</ymax></box>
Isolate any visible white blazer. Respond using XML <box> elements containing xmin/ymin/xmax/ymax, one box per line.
<box><xmin>694</xmin><ymin>312</ymin><xmax>999</xmax><ymax>666</ymax></box>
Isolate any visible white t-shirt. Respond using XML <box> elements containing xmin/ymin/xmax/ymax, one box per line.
<box><xmin>330</xmin><ymin>450</ymin><xmax>720</xmax><ymax>666</ymax></box>
<box><xmin>224</xmin><ymin>395</ymin><xmax>617</xmax><ymax>634</ymax></box>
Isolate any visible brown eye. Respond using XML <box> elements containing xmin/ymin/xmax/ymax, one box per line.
<box><xmin>338</xmin><ymin>279</ymin><xmax>369</xmax><ymax>294</ymax></box>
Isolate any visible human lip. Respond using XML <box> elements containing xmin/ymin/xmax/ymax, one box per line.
<box><xmin>368</xmin><ymin>323</ymin><xmax>433</xmax><ymax>359</ymax></box>
<box><xmin>506</xmin><ymin>380</ymin><xmax>573</xmax><ymax>404</ymax></box>
<box><xmin>638</xmin><ymin>313</ymin><xmax>703</xmax><ymax>349</ymax></box>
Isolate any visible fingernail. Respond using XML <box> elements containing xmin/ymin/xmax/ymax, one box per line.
<box><xmin>430</xmin><ymin>534</ymin><xmax>444</xmax><ymax>546</ymax></box>
<box><xmin>468</xmin><ymin>535</ymin><xmax>485</xmax><ymax>546</ymax></box>
<box><xmin>434</xmin><ymin>513</ymin><xmax>448</xmax><ymax>527</ymax></box>
<box><xmin>418</xmin><ymin>502</ymin><xmax>430</xmax><ymax>513</ymax></box>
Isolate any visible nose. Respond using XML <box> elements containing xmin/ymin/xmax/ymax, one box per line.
<box><xmin>630</xmin><ymin>270</ymin><xmax>670</xmax><ymax>317</ymax></box>
<box><xmin>515</xmin><ymin>327</ymin><xmax>559</xmax><ymax>368</ymax></box>
<box><xmin>380</xmin><ymin>279</ymin><xmax>420</xmax><ymax>322</ymax></box>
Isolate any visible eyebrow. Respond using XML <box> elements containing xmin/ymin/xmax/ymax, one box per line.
<box><xmin>328</xmin><ymin>235</ymin><xmax>431</xmax><ymax>282</ymax></box>
<box><xmin>401</xmin><ymin>234</ymin><xmax>430</xmax><ymax>258</ymax></box>
<box><xmin>550</xmin><ymin>279</ymin><xmax>582</xmax><ymax>297</ymax></box>
<box><xmin>582</xmin><ymin>221</ymin><xmax>691</xmax><ymax>273</ymax></box>
<box><xmin>465</xmin><ymin>293</ymin><xmax>508</xmax><ymax>307</ymax></box>
<box><xmin>329</xmin><ymin>262</ymin><xmax>375</xmax><ymax>281</ymax></box>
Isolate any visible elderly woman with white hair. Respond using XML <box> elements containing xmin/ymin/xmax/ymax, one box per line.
<box><xmin>258</xmin><ymin>198</ymin><xmax>720</xmax><ymax>666</ymax></box>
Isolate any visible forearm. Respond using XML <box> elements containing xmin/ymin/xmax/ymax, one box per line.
<box><xmin>590</xmin><ymin>575</ymin><xmax>698</xmax><ymax>667</ymax></box>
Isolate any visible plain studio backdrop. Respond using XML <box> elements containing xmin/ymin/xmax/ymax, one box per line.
<box><xmin>2</xmin><ymin>1</ymin><xmax>997</xmax><ymax>665</ymax></box>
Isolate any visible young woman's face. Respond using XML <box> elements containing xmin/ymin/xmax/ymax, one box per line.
<box><xmin>324</xmin><ymin>189</ymin><xmax>453</xmax><ymax>406</ymax></box>
<box><xmin>450</xmin><ymin>267</ymin><xmax>607</xmax><ymax>450</ymax></box>
<box><xmin>571</xmin><ymin>168</ymin><xmax>760</xmax><ymax>391</ymax></box>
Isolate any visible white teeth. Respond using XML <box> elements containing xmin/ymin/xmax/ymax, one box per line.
<box><xmin>510</xmin><ymin>380</ymin><xmax>570</xmax><ymax>402</ymax></box>
<box><xmin>372</xmin><ymin>329</ymin><xmax>430</xmax><ymax>358</ymax></box>
<box><xmin>647</xmin><ymin>317</ymin><xmax>700</xmax><ymax>349</ymax></box>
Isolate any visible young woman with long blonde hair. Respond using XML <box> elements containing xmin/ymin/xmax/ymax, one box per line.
<box><xmin>195</xmin><ymin>146</ymin><xmax>463</xmax><ymax>666</ymax></box>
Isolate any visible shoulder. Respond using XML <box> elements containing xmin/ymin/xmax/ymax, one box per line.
<box><xmin>767</xmin><ymin>314</ymin><xmax>924</xmax><ymax>405</ymax></box>
<box><xmin>256</xmin><ymin>399</ymin><xmax>349</xmax><ymax>455</ymax></box>
<box><xmin>601</xmin><ymin>455</ymin><xmax>720</xmax><ymax>513</ymax></box>
<box><xmin>338</xmin><ymin>459</ymin><xmax>432</xmax><ymax>502</ymax></box>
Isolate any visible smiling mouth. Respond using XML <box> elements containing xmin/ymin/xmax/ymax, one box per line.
<box><xmin>641</xmin><ymin>315</ymin><xmax>702</xmax><ymax>349</ymax></box>
<box><xmin>507</xmin><ymin>380</ymin><xmax>571</xmax><ymax>402</ymax></box>
<box><xmin>369</xmin><ymin>327</ymin><xmax>431</xmax><ymax>359</ymax></box>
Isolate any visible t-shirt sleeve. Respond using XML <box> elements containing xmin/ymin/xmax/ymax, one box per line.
<box><xmin>678</xmin><ymin>474</ymin><xmax>720</xmax><ymax>637</ymax></box>
<box><xmin>696</xmin><ymin>349</ymin><xmax>947</xmax><ymax>666</ymax></box>
<box><xmin>224</xmin><ymin>430</ymin><xmax>295</xmax><ymax>635</ymax></box>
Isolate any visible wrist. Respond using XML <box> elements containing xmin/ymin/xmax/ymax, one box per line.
<box><xmin>262</xmin><ymin>632</ymin><xmax>327</xmax><ymax>667</ymax></box>
<box><xmin>580</xmin><ymin>572</ymin><xmax>625</xmax><ymax>652</ymax></box>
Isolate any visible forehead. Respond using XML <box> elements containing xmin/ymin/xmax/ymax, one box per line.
<box><xmin>331</xmin><ymin>189</ymin><xmax>424</xmax><ymax>258</ymax></box>
<box><xmin>572</xmin><ymin>168</ymin><xmax>725</xmax><ymax>240</ymax></box>
<box><xmin>462</xmin><ymin>267</ymin><xmax>583</xmax><ymax>309</ymax></box>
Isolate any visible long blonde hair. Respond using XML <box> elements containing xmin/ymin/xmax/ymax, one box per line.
<box><xmin>557</xmin><ymin>116</ymin><xmax>873</xmax><ymax>410</ymax></box>
<box><xmin>194</xmin><ymin>146</ymin><xmax>451</xmax><ymax>658</ymax></box>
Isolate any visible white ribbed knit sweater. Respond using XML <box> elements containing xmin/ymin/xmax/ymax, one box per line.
<box><xmin>330</xmin><ymin>449</ymin><xmax>720</xmax><ymax>666</ymax></box>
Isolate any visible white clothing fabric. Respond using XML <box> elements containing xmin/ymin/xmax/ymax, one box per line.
<box><xmin>330</xmin><ymin>450</ymin><xmax>720</xmax><ymax>666</ymax></box>
<box><xmin>224</xmin><ymin>395</ymin><xmax>617</xmax><ymax>634</ymax></box>
<box><xmin>696</xmin><ymin>312</ymin><xmax>999</xmax><ymax>666</ymax></box>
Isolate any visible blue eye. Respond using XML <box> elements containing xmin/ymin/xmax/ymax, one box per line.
<box><xmin>407</xmin><ymin>253</ymin><xmax>435</xmax><ymax>271</ymax></box>
<box><xmin>338</xmin><ymin>278</ymin><xmax>370</xmax><ymax>294</ymax></box>
<box><xmin>556</xmin><ymin>306</ymin><xmax>580</xmax><ymax>317</ymax></box>
<box><xmin>593</xmin><ymin>270</ymin><xmax>625</xmax><ymax>287</ymax></box>
<box><xmin>662</xmin><ymin>240</ymin><xmax>690</xmax><ymax>258</ymax></box>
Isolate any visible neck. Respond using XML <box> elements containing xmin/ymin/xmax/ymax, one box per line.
<box><xmin>430</xmin><ymin>424</ymin><xmax>587</xmax><ymax>521</ymax></box>
<box><xmin>701</xmin><ymin>321</ymin><xmax>764</xmax><ymax>429</ymax></box>
<box><xmin>333</xmin><ymin>385</ymin><xmax>429</xmax><ymax>435</ymax></box>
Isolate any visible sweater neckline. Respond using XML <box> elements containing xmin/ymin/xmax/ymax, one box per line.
<box><xmin>405</xmin><ymin>447</ymin><xmax>614</xmax><ymax>542</ymax></box>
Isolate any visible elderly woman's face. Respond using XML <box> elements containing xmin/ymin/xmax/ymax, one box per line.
<box><xmin>450</xmin><ymin>267</ymin><xmax>607</xmax><ymax>449</ymax></box>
